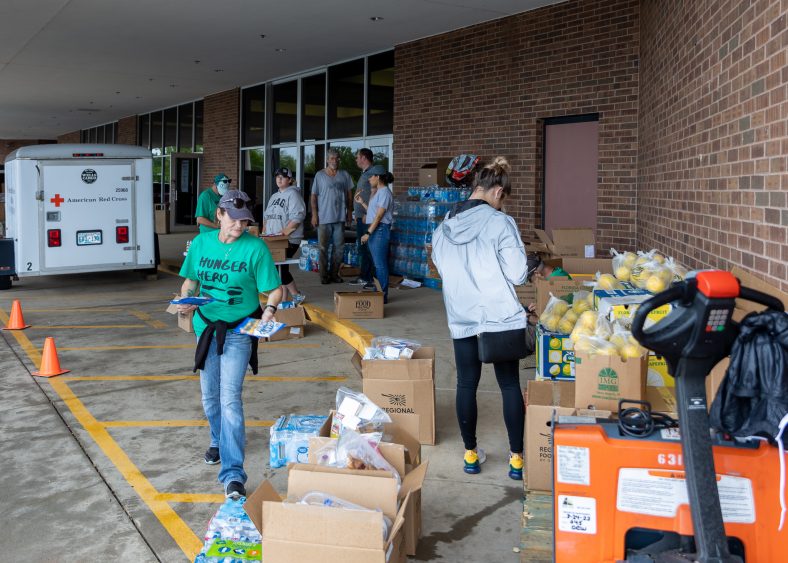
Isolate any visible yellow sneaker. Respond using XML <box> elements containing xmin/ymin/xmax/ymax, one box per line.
<box><xmin>463</xmin><ymin>447</ymin><xmax>486</xmax><ymax>474</ymax></box>
<box><xmin>509</xmin><ymin>452</ymin><xmax>524</xmax><ymax>480</ymax></box>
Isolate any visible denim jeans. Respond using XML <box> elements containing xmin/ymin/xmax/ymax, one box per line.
<box><xmin>199</xmin><ymin>330</ymin><xmax>252</xmax><ymax>486</ymax></box>
<box><xmin>367</xmin><ymin>223</ymin><xmax>390</xmax><ymax>302</ymax></box>
<box><xmin>355</xmin><ymin>218</ymin><xmax>373</xmax><ymax>282</ymax></box>
<box><xmin>317</xmin><ymin>222</ymin><xmax>345</xmax><ymax>280</ymax></box>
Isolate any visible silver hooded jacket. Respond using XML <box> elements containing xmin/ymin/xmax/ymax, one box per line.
<box><xmin>431</xmin><ymin>203</ymin><xmax>528</xmax><ymax>339</ymax></box>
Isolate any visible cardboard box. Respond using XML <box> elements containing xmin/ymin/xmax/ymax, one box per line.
<box><xmin>245</xmin><ymin>465</ymin><xmax>408</xmax><ymax>563</ymax></box>
<box><xmin>559</xmin><ymin>257</ymin><xmax>613</xmax><ymax>277</ymax></box>
<box><xmin>308</xmin><ymin>432</ymin><xmax>427</xmax><ymax>556</ymax></box>
<box><xmin>647</xmin><ymin>352</ymin><xmax>672</xmax><ymax>387</ymax></box>
<box><xmin>525</xmin><ymin>380</ymin><xmax>576</xmax><ymax>491</ymax></box>
<box><xmin>534</xmin><ymin>228</ymin><xmax>595</xmax><ymax>258</ymax></box>
<box><xmin>574</xmin><ymin>352</ymin><xmax>647</xmax><ymax>411</ymax></box>
<box><xmin>165</xmin><ymin>302</ymin><xmax>194</xmax><ymax>333</ymax></box>
<box><xmin>534</xmin><ymin>325</ymin><xmax>575</xmax><ymax>380</ymax></box>
<box><xmin>535</xmin><ymin>277</ymin><xmax>589</xmax><ymax>316</ymax></box>
<box><xmin>515</xmin><ymin>283</ymin><xmax>537</xmax><ymax>306</ymax></box>
<box><xmin>418</xmin><ymin>158</ymin><xmax>453</xmax><ymax>187</ymax></box>
<box><xmin>645</xmin><ymin>385</ymin><xmax>677</xmax><ymax>418</ymax></box>
<box><xmin>595</xmin><ymin>288</ymin><xmax>673</xmax><ymax>329</ymax></box>
<box><xmin>340</xmin><ymin>263</ymin><xmax>361</xmax><ymax>278</ymax></box>
<box><xmin>262</xmin><ymin>234</ymin><xmax>289</xmax><ymax>262</ymax></box>
<box><xmin>268</xmin><ymin>306</ymin><xmax>306</xmax><ymax>341</ymax></box>
<box><xmin>334</xmin><ymin>283</ymin><xmax>385</xmax><ymax>319</ymax></box>
<box><xmin>731</xmin><ymin>266</ymin><xmax>788</xmax><ymax>313</ymax></box>
<box><xmin>154</xmin><ymin>204</ymin><xmax>169</xmax><ymax>234</ymax></box>
<box><xmin>355</xmin><ymin>347</ymin><xmax>436</xmax><ymax>445</ymax></box>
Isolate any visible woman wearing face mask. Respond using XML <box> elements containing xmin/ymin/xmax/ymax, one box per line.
<box><xmin>263</xmin><ymin>167</ymin><xmax>307</xmax><ymax>303</ymax></box>
<box><xmin>356</xmin><ymin>166</ymin><xmax>394</xmax><ymax>303</ymax></box>
<box><xmin>178</xmin><ymin>189</ymin><xmax>283</xmax><ymax>500</ymax></box>
<box><xmin>431</xmin><ymin>157</ymin><xmax>528</xmax><ymax>481</ymax></box>
<box><xmin>196</xmin><ymin>173</ymin><xmax>232</xmax><ymax>233</ymax></box>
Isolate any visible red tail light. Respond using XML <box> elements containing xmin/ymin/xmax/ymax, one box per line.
<box><xmin>47</xmin><ymin>229</ymin><xmax>61</xmax><ymax>247</ymax></box>
<box><xmin>116</xmin><ymin>226</ymin><xmax>129</xmax><ymax>244</ymax></box>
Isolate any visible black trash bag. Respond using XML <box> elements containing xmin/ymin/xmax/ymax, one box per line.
<box><xmin>709</xmin><ymin>310</ymin><xmax>788</xmax><ymax>442</ymax></box>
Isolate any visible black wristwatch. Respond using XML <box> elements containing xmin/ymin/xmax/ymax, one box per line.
<box><xmin>264</xmin><ymin>305</ymin><xmax>277</xmax><ymax>314</ymax></box>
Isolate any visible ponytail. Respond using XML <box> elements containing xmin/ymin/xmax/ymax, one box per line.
<box><xmin>474</xmin><ymin>156</ymin><xmax>511</xmax><ymax>194</ymax></box>
<box><xmin>378</xmin><ymin>171</ymin><xmax>395</xmax><ymax>186</ymax></box>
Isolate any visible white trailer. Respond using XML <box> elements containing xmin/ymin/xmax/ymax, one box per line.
<box><xmin>1</xmin><ymin>144</ymin><xmax>157</xmax><ymax>288</ymax></box>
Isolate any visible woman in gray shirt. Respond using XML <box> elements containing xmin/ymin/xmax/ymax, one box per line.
<box><xmin>357</xmin><ymin>166</ymin><xmax>394</xmax><ymax>303</ymax></box>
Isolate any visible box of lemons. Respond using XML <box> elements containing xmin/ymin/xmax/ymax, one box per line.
<box><xmin>573</xmin><ymin>350</ymin><xmax>647</xmax><ymax>411</ymax></box>
<box><xmin>534</xmin><ymin>324</ymin><xmax>575</xmax><ymax>381</ymax></box>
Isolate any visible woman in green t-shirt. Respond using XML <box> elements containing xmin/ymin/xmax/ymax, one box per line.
<box><xmin>177</xmin><ymin>190</ymin><xmax>282</xmax><ymax>499</ymax></box>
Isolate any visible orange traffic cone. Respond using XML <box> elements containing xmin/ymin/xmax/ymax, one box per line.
<box><xmin>3</xmin><ymin>300</ymin><xmax>30</xmax><ymax>330</ymax></box>
<box><xmin>32</xmin><ymin>337</ymin><xmax>70</xmax><ymax>377</ymax></box>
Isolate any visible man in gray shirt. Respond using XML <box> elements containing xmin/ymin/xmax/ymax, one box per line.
<box><xmin>351</xmin><ymin>148</ymin><xmax>375</xmax><ymax>286</ymax></box>
<box><xmin>310</xmin><ymin>148</ymin><xmax>354</xmax><ymax>283</ymax></box>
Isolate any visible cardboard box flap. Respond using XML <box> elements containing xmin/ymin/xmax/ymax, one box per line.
<box><xmin>383</xmin><ymin>421</ymin><xmax>421</xmax><ymax>466</ymax></box>
<box><xmin>559</xmin><ymin>257</ymin><xmax>613</xmax><ymax>276</ymax></box>
<box><xmin>263</xmin><ymin>501</ymin><xmax>387</xmax><ymax>549</ymax></box>
<box><xmin>307</xmin><ymin>437</ymin><xmax>407</xmax><ymax>479</ymax></box>
<box><xmin>287</xmin><ymin>463</ymin><xmax>399</xmax><ymax>519</ymax></box>
<box><xmin>359</xmin><ymin>347</ymin><xmax>436</xmax><ymax>381</ymax></box>
<box><xmin>534</xmin><ymin>229</ymin><xmax>555</xmax><ymax>254</ymax></box>
<box><xmin>526</xmin><ymin>380</ymin><xmax>575</xmax><ymax>407</ymax></box>
<box><xmin>399</xmin><ymin>460</ymin><xmax>429</xmax><ymax>499</ymax></box>
<box><xmin>552</xmin><ymin>228</ymin><xmax>594</xmax><ymax>249</ymax></box>
<box><xmin>243</xmin><ymin>479</ymin><xmax>283</xmax><ymax>534</ymax></box>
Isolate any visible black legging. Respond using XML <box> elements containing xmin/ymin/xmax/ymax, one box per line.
<box><xmin>279</xmin><ymin>243</ymin><xmax>300</xmax><ymax>285</ymax></box>
<box><xmin>453</xmin><ymin>335</ymin><xmax>524</xmax><ymax>454</ymax></box>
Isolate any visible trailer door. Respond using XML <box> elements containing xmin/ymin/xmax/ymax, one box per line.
<box><xmin>40</xmin><ymin>160</ymin><xmax>137</xmax><ymax>272</ymax></box>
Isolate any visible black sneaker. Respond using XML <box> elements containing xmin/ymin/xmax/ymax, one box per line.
<box><xmin>321</xmin><ymin>277</ymin><xmax>330</xmax><ymax>285</ymax></box>
<box><xmin>225</xmin><ymin>480</ymin><xmax>246</xmax><ymax>499</ymax></box>
<box><xmin>348</xmin><ymin>278</ymin><xmax>369</xmax><ymax>286</ymax></box>
<box><xmin>362</xmin><ymin>282</ymin><xmax>376</xmax><ymax>291</ymax></box>
<box><xmin>330</xmin><ymin>275</ymin><xmax>344</xmax><ymax>283</ymax></box>
<box><xmin>203</xmin><ymin>447</ymin><xmax>220</xmax><ymax>465</ymax></box>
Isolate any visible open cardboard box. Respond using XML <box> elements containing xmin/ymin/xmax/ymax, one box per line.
<box><xmin>353</xmin><ymin>347</ymin><xmax>436</xmax><ymax>445</ymax></box>
<box><xmin>535</xmin><ymin>277</ymin><xmax>590</xmax><ymax>316</ymax></box>
<box><xmin>335</xmin><ymin>279</ymin><xmax>384</xmax><ymax>319</ymax></box>
<box><xmin>534</xmin><ymin>228</ymin><xmax>595</xmax><ymax>258</ymax></box>
<box><xmin>245</xmin><ymin>464</ymin><xmax>409</xmax><ymax>563</ymax></box>
<box><xmin>268</xmin><ymin>305</ymin><xmax>307</xmax><ymax>341</ymax></box>
<box><xmin>165</xmin><ymin>301</ymin><xmax>194</xmax><ymax>333</ymax></box>
<box><xmin>262</xmin><ymin>234</ymin><xmax>289</xmax><ymax>262</ymax></box>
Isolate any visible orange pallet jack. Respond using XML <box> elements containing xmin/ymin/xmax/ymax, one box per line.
<box><xmin>553</xmin><ymin>271</ymin><xmax>787</xmax><ymax>562</ymax></box>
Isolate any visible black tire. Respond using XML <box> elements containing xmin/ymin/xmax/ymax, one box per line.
<box><xmin>0</xmin><ymin>275</ymin><xmax>12</xmax><ymax>290</ymax></box>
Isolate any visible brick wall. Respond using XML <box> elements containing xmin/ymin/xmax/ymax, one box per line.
<box><xmin>393</xmin><ymin>0</ymin><xmax>640</xmax><ymax>253</ymax></box>
<box><xmin>57</xmin><ymin>131</ymin><xmax>80</xmax><ymax>144</ymax></box>
<box><xmin>203</xmin><ymin>89</ymin><xmax>240</xmax><ymax>189</ymax></box>
<box><xmin>639</xmin><ymin>0</ymin><xmax>788</xmax><ymax>293</ymax></box>
<box><xmin>116</xmin><ymin>116</ymin><xmax>137</xmax><ymax>145</ymax></box>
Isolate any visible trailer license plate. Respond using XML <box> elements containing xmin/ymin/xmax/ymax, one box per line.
<box><xmin>77</xmin><ymin>230</ymin><xmax>102</xmax><ymax>246</ymax></box>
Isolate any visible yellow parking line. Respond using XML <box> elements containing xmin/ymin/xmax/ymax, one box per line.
<box><xmin>303</xmin><ymin>304</ymin><xmax>373</xmax><ymax>355</ymax></box>
<box><xmin>23</xmin><ymin>307</ymin><xmax>125</xmax><ymax>313</ymax></box>
<box><xmin>102</xmin><ymin>420</ymin><xmax>275</xmax><ymax>428</ymax></box>
<box><xmin>155</xmin><ymin>493</ymin><xmax>227</xmax><ymax>503</ymax></box>
<box><xmin>57</xmin><ymin>342</ymin><xmax>321</xmax><ymax>351</ymax></box>
<box><xmin>61</xmin><ymin>374</ymin><xmax>349</xmax><ymax>382</ymax></box>
<box><xmin>0</xmin><ymin>307</ymin><xmax>203</xmax><ymax>559</ymax></box>
<box><xmin>29</xmin><ymin>324</ymin><xmax>148</xmax><ymax>329</ymax></box>
<box><xmin>129</xmin><ymin>309</ymin><xmax>169</xmax><ymax>330</ymax></box>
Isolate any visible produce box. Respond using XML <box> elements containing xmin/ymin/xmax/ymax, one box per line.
<box><xmin>535</xmin><ymin>324</ymin><xmax>575</xmax><ymax>380</ymax></box>
<box><xmin>574</xmin><ymin>351</ymin><xmax>647</xmax><ymax>412</ymax></box>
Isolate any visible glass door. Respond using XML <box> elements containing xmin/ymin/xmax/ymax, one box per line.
<box><xmin>169</xmin><ymin>154</ymin><xmax>201</xmax><ymax>229</ymax></box>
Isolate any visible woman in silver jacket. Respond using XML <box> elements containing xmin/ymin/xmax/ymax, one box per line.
<box><xmin>431</xmin><ymin>157</ymin><xmax>528</xmax><ymax>480</ymax></box>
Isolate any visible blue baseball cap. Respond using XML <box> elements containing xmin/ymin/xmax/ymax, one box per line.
<box><xmin>214</xmin><ymin>173</ymin><xmax>231</xmax><ymax>184</ymax></box>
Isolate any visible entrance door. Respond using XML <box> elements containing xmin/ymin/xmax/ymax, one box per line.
<box><xmin>543</xmin><ymin>115</ymin><xmax>598</xmax><ymax>235</ymax></box>
<box><xmin>169</xmin><ymin>154</ymin><xmax>201</xmax><ymax>229</ymax></box>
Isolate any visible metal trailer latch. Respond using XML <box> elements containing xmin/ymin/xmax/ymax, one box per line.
<box><xmin>35</xmin><ymin>191</ymin><xmax>44</xmax><ymax>201</ymax></box>
<box><xmin>122</xmin><ymin>176</ymin><xmax>139</xmax><ymax>181</ymax></box>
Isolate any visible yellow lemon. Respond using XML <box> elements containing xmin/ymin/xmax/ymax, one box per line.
<box><xmin>562</xmin><ymin>310</ymin><xmax>578</xmax><ymax>324</ymax></box>
<box><xmin>645</xmin><ymin>275</ymin><xmax>667</xmax><ymax>294</ymax></box>
<box><xmin>572</xmin><ymin>299</ymin><xmax>591</xmax><ymax>314</ymax></box>
<box><xmin>579</xmin><ymin>310</ymin><xmax>598</xmax><ymax>330</ymax></box>
<box><xmin>622</xmin><ymin>252</ymin><xmax>638</xmax><ymax>268</ymax></box>
<box><xmin>541</xmin><ymin>315</ymin><xmax>560</xmax><ymax>332</ymax></box>
<box><xmin>552</xmin><ymin>300</ymin><xmax>570</xmax><ymax>316</ymax></box>
<box><xmin>609</xmin><ymin>334</ymin><xmax>628</xmax><ymax>349</ymax></box>
<box><xmin>596</xmin><ymin>274</ymin><xmax>620</xmax><ymax>290</ymax></box>
<box><xmin>620</xmin><ymin>343</ymin><xmax>643</xmax><ymax>358</ymax></box>
<box><xmin>652</xmin><ymin>252</ymin><xmax>666</xmax><ymax>264</ymax></box>
<box><xmin>614</xmin><ymin>266</ymin><xmax>631</xmax><ymax>281</ymax></box>
<box><xmin>594</xmin><ymin>345</ymin><xmax>618</xmax><ymax>356</ymax></box>
<box><xmin>558</xmin><ymin>318</ymin><xmax>576</xmax><ymax>334</ymax></box>
<box><xmin>549</xmin><ymin>337</ymin><xmax>562</xmax><ymax>350</ymax></box>
<box><xmin>562</xmin><ymin>363</ymin><xmax>572</xmax><ymax>377</ymax></box>
<box><xmin>549</xmin><ymin>364</ymin><xmax>561</xmax><ymax>377</ymax></box>
<box><xmin>657</xmin><ymin>267</ymin><xmax>673</xmax><ymax>284</ymax></box>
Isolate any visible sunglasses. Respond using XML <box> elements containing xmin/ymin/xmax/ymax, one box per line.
<box><xmin>222</xmin><ymin>197</ymin><xmax>250</xmax><ymax>209</ymax></box>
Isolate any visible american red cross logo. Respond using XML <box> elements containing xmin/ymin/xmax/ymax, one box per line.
<box><xmin>50</xmin><ymin>194</ymin><xmax>64</xmax><ymax>207</ymax></box>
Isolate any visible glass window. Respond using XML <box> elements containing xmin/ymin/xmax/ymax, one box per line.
<box><xmin>194</xmin><ymin>101</ymin><xmax>204</xmax><ymax>152</ymax></box>
<box><xmin>242</xmin><ymin>85</ymin><xmax>265</xmax><ymax>147</ymax></box>
<box><xmin>272</xmin><ymin>147</ymin><xmax>298</xmax><ymax>176</ymax></box>
<box><xmin>370</xmin><ymin>143</ymin><xmax>390</xmax><ymax>171</ymax></box>
<box><xmin>178</xmin><ymin>103</ymin><xmax>194</xmax><ymax>152</ymax></box>
<box><xmin>80</xmin><ymin>130</ymin><xmax>87</xmax><ymax>143</ymax></box>
<box><xmin>88</xmin><ymin>128</ymin><xmax>97</xmax><ymax>143</ymax></box>
<box><xmin>242</xmin><ymin>149</ymin><xmax>265</xmax><ymax>217</ymax></box>
<box><xmin>150</xmin><ymin>111</ymin><xmax>163</xmax><ymax>150</ymax></box>
<box><xmin>96</xmin><ymin>126</ymin><xmax>105</xmax><ymax>144</ymax></box>
<box><xmin>367</xmin><ymin>51</ymin><xmax>394</xmax><ymax>136</ymax></box>
<box><xmin>138</xmin><ymin>114</ymin><xmax>150</xmax><ymax>147</ymax></box>
<box><xmin>301</xmin><ymin>73</ymin><xmax>325</xmax><ymax>141</ymax></box>
<box><xmin>328</xmin><ymin>58</ymin><xmax>364</xmax><ymax>139</ymax></box>
<box><xmin>162</xmin><ymin>155</ymin><xmax>171</xmax><ymax>198</ymax></box>
<box><xmin>302</xmin><ymin>144</ymin><xmax>325</xmax><ymax>228</ymax></box>
<box><xmin>164</xmin><ymin>107</ymin><xmax>177</xmax><ymax>154</ymax></box>
<box><xmin>272</xmin><ymin>80</ymin><xmax>298</xmax><ymax>144</ymax></box>
<box><xmin>152</xmin><ymin>157</ymin><xmax>163</xmax><ymax>204</ymax></box>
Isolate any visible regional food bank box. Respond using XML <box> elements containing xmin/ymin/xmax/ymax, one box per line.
<box><xmin>335</xmin><ymin>279</ymin><xmax>384</xmax><ymax>319</ymax></box>
<box><xmin>244</xmin><ymin>464</ymin><xmax>409</xmax><ymax>563</ymax></box>
<box><xmin>353</xmin><ymin>347</ymin><xmax>436</xmax><ymax>445</ymax></box>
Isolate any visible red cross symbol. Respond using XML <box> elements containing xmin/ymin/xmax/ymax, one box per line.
<box><xmin>50</xmin><ymin>194</ymin><xmax>65</xmax><ymax>207</ymax></box>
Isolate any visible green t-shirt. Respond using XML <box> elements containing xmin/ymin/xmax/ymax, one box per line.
<box><xmin>179</xmin><ymin>231</ymin><xmax>282</xmax><ymax>336</ymax></box>
<box><xmin>196</xmin><ymin>188</ymin><xmax>221</xmax><ymax>234</ymax></box>
<box><xmin>548</xmin><ymin>266</ymin><xmax>572</xmax><ymax>279</ymax></box>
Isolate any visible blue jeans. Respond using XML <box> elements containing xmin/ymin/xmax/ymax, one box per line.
<box><xmin>367</xmin><ymin>223</ymin><xmax>391</xmax><ymax>302</ymax></box>
<box><xmin>317</xmin><ymin>222</ymin><xmax>345</xmax><ymax>280</ymax></box>
<box><xmin>199</xmin><ymin>330</ymin><xmax>252</xmax><ymax>486</ymax></box>
<box><xmin>355</xmin><ymin>218</ymin><xmax>373</xmax><ymax>282</ymax></box>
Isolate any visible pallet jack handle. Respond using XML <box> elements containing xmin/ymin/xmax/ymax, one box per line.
<box><xmin>631</xmin><ymin>271</ymin><xmax>783</xmax><ymax>563</ymax></box>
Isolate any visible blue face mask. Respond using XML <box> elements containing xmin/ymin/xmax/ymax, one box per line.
<box><xmin>217</xmin><ymin>181</ymin><xmax>228</xmax><ymax>195</ymax></box>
